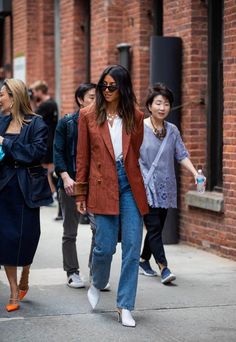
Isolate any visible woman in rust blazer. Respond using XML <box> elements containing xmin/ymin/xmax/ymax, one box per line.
<box><xmin>76</xmin><ymin>65</ymin><xmax>148</xmax><ymax>327</ymax></box>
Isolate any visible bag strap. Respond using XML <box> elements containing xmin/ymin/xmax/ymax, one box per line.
<box><xmin>144</xmin><ymin>125</ymin><xmax>171</xmax><ymax>187</ymax></box>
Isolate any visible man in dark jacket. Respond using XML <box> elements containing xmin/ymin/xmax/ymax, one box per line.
<box><xmin>31</xmin><ymin>80</ymin><xmax>58</xmax><ymax>195</ymax></box>
<box><xmin>53</xmin><ymin>83</ymin><xmax>96</xmax><ymax>288</ymax></box>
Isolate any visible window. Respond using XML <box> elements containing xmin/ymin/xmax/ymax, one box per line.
<box><xmin>207</xmin><ymin>0</ymin><xmax>223</xmax><ymax>191</ymax></box>
<box><xmin>152</xmin><ymin>0</ymin><xmax>163</xmax><ymax>36</ymax></box>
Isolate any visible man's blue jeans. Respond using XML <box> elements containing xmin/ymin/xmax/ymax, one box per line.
<box><xmin>93</xmin><ymin>160</ymin><xmax>143</xmax><ymax>310</ymax></box>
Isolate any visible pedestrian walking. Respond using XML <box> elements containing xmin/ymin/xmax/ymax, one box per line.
<box><xmin>0</xmin><ymin>79</ymin><xmax>52</xmax><ymax>312</ymax></box>
<box><xmin>76</xmin><ymin>65</ymin><xmax>149</xmax><ymax>327</ymax></box>
<box><xmin>31</xmin><ymin>80</ymin><xmax>58</xmax><ymax>196</ymax></box>
<box><xmin>139</xmin><ymin>83</ymin><xmax>201</xmax><ymax>284</ymax></box>
<box><xmin>53</xmin><ymin>83</ymin><xmax>96</xmax><ymax>288</ymax></box>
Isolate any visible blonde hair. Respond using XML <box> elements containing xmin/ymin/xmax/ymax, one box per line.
<box><xmin>3</xmin><ymin>78</ymin><xmax>36</xmax><ymax>126</ymax></box>
<box><xmin>30</xmin><ymin>80</ymin><xmax>48</xmax><ymax>94</ymax></box>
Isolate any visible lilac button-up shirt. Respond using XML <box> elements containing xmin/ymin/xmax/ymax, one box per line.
<box><xmin>139</xmin><ymin>121</ymin><xmax>189</xmax><ymax>208</ymax></box>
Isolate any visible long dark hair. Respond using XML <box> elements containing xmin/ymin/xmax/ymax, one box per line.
<box><xmin>95</xmin><ymin>65</ymin><xmax>137</xmax><ymax>133</ymax></box>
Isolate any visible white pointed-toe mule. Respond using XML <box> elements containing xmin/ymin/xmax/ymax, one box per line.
<box><xmin>87</xmin><ymin>284</ymin><xmax>100</xmax><ymax>309</ymax></box>
<box><xmin>117</xmin><ymin>308</ymin><xmax>136</xmax><ymax>327</ymax></box>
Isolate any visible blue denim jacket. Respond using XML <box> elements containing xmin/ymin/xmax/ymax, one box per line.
<box><xmin>139</xmin><ymin>121</ymin><xmax>189</xmax><ymax>208</ymax></box>
<box><xmin>53</xmin><ymin>111</ymin><xmax>79</xmax><ymax>189</ymax></box>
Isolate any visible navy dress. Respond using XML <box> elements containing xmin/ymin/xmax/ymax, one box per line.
<box><xmin>0</xmin><ymin>133</ymin><xmax>40</xmax><ymax>266</ymax></box>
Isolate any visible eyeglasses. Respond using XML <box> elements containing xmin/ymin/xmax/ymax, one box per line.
<box><xmin>98</xmin><ymin>84</ymin><xmax>118</xmax><ymax>92</ymax></box>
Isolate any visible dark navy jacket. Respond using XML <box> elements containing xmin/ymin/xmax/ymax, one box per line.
<box><xmin>53</xmin><ymin>111</ymin><xmax>79</xmax><ymax>189</ymax></box>
<box><xmin>0</xmin><ymin>114</ymin><xmax>53</xmax><ymax>208</ymax></box>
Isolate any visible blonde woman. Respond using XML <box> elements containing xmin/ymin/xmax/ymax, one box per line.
<box><xmin>0</xmin><ymin>79</ymin><xmax>52</xmax><ymax>312</ymax></box>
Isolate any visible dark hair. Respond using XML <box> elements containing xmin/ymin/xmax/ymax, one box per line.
<box><xmin>75</xmin><ymin>83</ymin><xmax>96</xmax><ymax>108</ymax></box>
<box><xmin>95</xmin><ymin>65</ymin><xmax>137</xmax><ymax>133</ymax></box>
<box><xmin>146</xmin><ymin>83</ymin><xmax>174</xmax><ymax>113</ymax></box>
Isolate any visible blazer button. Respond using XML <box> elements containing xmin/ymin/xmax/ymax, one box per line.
<box><xmin>97</xmin><ymin>179</ymin><xmax>102</xmax><ymax>184</ymax></box>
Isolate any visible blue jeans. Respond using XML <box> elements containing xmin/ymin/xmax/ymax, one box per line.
<box><xmin>93</xmin><ymin>160</ymin><xmax>143</xmax><ymax>310</ymax></box>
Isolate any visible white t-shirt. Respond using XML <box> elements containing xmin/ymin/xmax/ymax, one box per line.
<box><xmin>108</xmin><ymin>116</ymin><xmax>123</xmax><ymax>161</ymax></box>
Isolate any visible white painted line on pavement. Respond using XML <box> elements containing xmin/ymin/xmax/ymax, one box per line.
<box><xmin>0</xmin><ymin>317</ymin><xmax>24</xmax><ymax>322</ymax></box>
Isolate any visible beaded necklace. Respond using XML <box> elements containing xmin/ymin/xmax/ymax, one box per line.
<box><xmin>150</xmin><ymin>116</ymin><xmax>166</xmax><ymax>140</ymax></box>
<box><xmin>106</xmin><ymin>113</ymin><xmax>118</xmax><ymax>122</ymax></box>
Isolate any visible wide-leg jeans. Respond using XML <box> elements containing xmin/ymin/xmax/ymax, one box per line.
<box><xmin>92</xmin><ymin>160</ymin><xmax>143</xmax><ymax>310</ymax></box>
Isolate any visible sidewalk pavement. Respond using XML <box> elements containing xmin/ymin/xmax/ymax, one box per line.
<box><xmin>0</xmin><ymin>205</ymin><xmax>236</xmax><ymax>342</ymax></box>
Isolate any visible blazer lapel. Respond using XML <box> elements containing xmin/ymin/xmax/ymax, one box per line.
<box><xmin>99</xmin><ymin>121</ymin><xmax>115</xmax><ymax>160</ymax></box>
<box><xmin>122</xmin><ymin>127</ymin><xmax>131</xmax><ymax>161</ymax></box>
<box><xmin>0</xmin><ymin>114</ymin><xmax>11</xmax><ymax>135</ymax></box>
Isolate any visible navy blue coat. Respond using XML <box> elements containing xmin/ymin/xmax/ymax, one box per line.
<box><xmin>53</xmin><ymin>111</ymin><xmax>79</xmax><ymax>189</ymax></box>
<box><xmin>0</xmin><ymin>114</ymin><xmax>53</xmax><ymax>208</ymax></box>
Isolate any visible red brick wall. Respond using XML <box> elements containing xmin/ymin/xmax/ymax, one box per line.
<box><xmin>7</xmin><ymin>0</ymin><xmax>236</xmax><ymax>259</ymax></box>
<box><xmin>90</xmin><ymin>0</ymin><xmax>122</xmax><ymax>82</ymax></box>
<box><xmin>90</xmin><ymin>0</ymin><xmax>153</xmax><ymax>109</ymax></box>
<box><xmin>222</xmin><ymin>0</ymin><xmax>236</xmax><ymax>258</ymax></box>
<box><xmin>164</xmin><ymin>1</ymin><xmax>215</xmax><ymax>249</ymax></box>
<box><xmin>164</xmin><ymin>0</ymin><xmax>236</xmax><ymax>260</ymax></box>
<box><xmin>3</xmin><ymin>16</ymin><xmax>12</xmax><ymax>79</ymax></box>
<box><xmin>13</xmin><ymin>0</ymin><xmax>27</xmax><ymax>58</ymax></box>
<box><xmin>165</xmin><ymin>0</ymin><xmax>209</xmax><ymax>234</ymax></box>
<box><xmin>60</xmin><ymin>0</ymin><xmax>88</xmax><ymax>114</ymax></box>
<box><xmin>12</xmin><ymin>0</ymin><xmax>55</xmax><ymax>95</ymax></box>
<box><xmin>121</xmin><ymin>0</ymin><xmax>153</xmax><ymax>109</ymax></box>
<box><xmin>27</xmin><ymin>0</ymin><xmax>55</xmax><ymax>96</ymax></box>
<box><xmin>50</xmin><ymin>0</ymin><xmax>154</xmax><ymax>113</ymax></box>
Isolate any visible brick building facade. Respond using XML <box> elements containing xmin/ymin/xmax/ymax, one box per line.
<box><xmin>1</xmin><ymin>0</ymin><xmax>235</xmax><ymax>260</ymax></box>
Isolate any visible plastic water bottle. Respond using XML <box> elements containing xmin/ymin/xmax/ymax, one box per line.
<box><xmin>0</xmin><ymin>145</ymin><xmax>5</xmax><ymax>161</ymax></box>
<box><xmin>196</xmin><ymin>169</ymin><xmax>205</xmax><ymax>193</ymax></box>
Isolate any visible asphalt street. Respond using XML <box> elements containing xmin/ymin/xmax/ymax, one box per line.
<box><xmin>0</xmin><ymin>205</ymin><xmax>236</xmax><ymax>342</ymax></box>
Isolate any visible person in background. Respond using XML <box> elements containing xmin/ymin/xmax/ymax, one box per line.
<box><xmin>0</xmin><ymin>78</ymin><xmax>52</xmax><ymax>312</ymax></box>
<box><xmin>76</xmin><ymin>65</ymin><xmax>149</xmax><ymax>327</ymax></box>
<box><xmin>31</xmin><ymin>80</ymin><xmax>58</xmax><ymax>197</ymax></box>
<box><xmin>53</xmin><ymin>83</ymin><xmax>96</xmax><ymax>288</ymax></box>
<box><xmin>139</xmin><ymin>83</ymin><xmax>200</xmax><ymax>284</ymax></box>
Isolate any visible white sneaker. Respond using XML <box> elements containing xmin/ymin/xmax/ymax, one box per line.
<box><xmin>67</xmin><ymin>272</ymin><xmax>85</xmax><ymax>288</ymax></box>
<box><xmin>118</xmin><ymin>309</ymin><xmax>136</xmax><ymax>327</ymax></box>
<box><xmin>87</xmin><ymin>284</ymin><xmax>100</xmax><ymax>309</ymax></box>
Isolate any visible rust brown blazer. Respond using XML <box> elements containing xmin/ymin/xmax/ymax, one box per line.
<box><xmin>75</xmin><ymin>106</ymin><xmax>149</xmax><ymax>216</ymax></box>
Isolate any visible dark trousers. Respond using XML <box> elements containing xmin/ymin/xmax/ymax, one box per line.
<box><xmin>59</xmin><ymin>189</ymin><xmax>80</xmax><ymax>275</ymax></box>
<box><xmin>140</xmin><ymin>207</ymin><xmax>168</xmax><ymax>267</ymax></box>
<box><xmin>59</xmin><ymin>189</ymin><xmax>96</xmax><ymax>277</ymax></box>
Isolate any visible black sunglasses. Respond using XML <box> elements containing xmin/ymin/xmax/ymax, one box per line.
<box><xmin>98</xmin><ymin>84</ymin><xmax>118</xmax><ymax>92</ymax></box>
